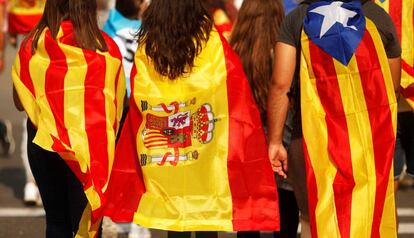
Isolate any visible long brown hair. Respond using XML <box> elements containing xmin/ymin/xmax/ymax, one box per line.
<box><xmin>27</xmin><ymin>0</ymin><xmax>107</xmax><ymax>53</ymax></box>
<box><xmin>137</xmin><ymin>0</ymin><xmax>213</xmax><ymax>80</ymax></box>
<box><xmin>230</xmin><ymin>0</ymin><xmax>284</xmax><ymax>114</ymax></box>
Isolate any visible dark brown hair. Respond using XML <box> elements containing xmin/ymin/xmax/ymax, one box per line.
<box><xmin>116</xmin><ymin>0</ymin><xmax>144</xmax><ymax>20</ymax></box>
<box><xmin>230</xmin><ymin>0</ymin><xmax>284</xmax><ymax>113</ymax></box>
<box><xmin>137</xmin><ymin>0</ymin><xmax>213</xmax><ymax>79</ymax></box>
<box><xmin>27</xmin><ymin>0</ymin><xmax>107</xmax><ymax>53</ymax></box>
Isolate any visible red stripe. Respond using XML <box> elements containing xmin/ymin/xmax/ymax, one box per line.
<box><xmin>355</xmin><ymin>31</ymin><xmax>396</xmax><ymax>238</ymax></box>
<box><xmin>8</xmin><ymin>13</ymin><xmax>42</xmax><ymax>34</ymax></box>
<box><xmin>303</xmin><ymin>142</ymin><xmax>318</xmax><ymax>238</ymax></box>
<box><xmin>104</xmin><ymin>74</ymin><xmax>145</xmax><ymax>221</ymax></box>
<box><xmin>44</xmin><ymin>29</ymin><xmax>71</xmax><ymax>148</ymax></box>
<box><xmin>389</xmin><ymin>0</ymin><xmax>402</xmax><ymax>43</ymax></box>
<box><xmin>83</xmin><ymin>48</ymin><xmax>109</xmax><ymax>192</ymax></box>
<box><xmin>309</xmin><ymin>40</ymin><xmax>355</xmax><ymax>238</ymax></box>
<box><xmin>18</xmin><ymin>38</ymin><xmax>36</xmax><ymax>97</ymax></box>
<box><xmin>402</xmin><ymin>60</ymin><xmax>414</xmax><ymax>78</ymax></box>
<box><xmin>220</xmin><ymin>33</ymin><xmax>279</xmax><ymax>231</ymax></box>
<box><xmin>402</xmin><ymin>86</ymin><xmax>414</xmax><ymax>101</ymax></box>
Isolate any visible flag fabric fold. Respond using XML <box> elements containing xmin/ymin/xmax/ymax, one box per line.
<box><xmin>300</xmin><ymin>2</ymin><xmax>397</xmax><ymax>237</ymax></box>
<box><xmin>104</xmin><ymin>29</ymin><xmax>280</xmax><ymax>232</ymax></box>
<box><xmin>375</xmin><ymin>0</ymin><xmax>414</xmax><ymax>108</ymax></box>
<box><xmin>8</xmin><ymin>0</ymin><xmax>45</xmax><ymax>35</ymax></box>
<box><xmin>12</xmin><ymin>21</ymin><xmax>126</xmax><ymax>237</ymax></box>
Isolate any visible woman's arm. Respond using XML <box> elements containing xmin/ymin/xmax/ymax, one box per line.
<box><xmin>267</xmin><ymin>42</ymin><xmax>297</xmax><ymax>178</ymax></box>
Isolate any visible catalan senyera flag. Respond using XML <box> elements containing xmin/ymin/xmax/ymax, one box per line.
<box><xmin>375</xmin><ymin>0</ymin><xmax>414</xmax><ymax>108</ymax></box>
<box><xmin>300</xmin><ymin>2</ymin><xmax>397</xmax><ymax>238</ymax></box>
<box><xmin>104</xmin><ymin>29</ymin><xmax>280</xmax><ymax>232</ymax></box>
<box><xmin>12</xmin><ymin>21</ymin><xmax>126</xmax><ymax>237</ymax></box>
<box><xmin>8</xmin><ymin>0</ymin><xmax>45</xmax><ymax>35</ymax></box>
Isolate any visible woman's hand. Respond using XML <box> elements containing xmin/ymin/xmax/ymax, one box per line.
<box><xmin>268</xmin><ymin>142</ymin><xmax>288</xmax><ymax>178</ymax></box>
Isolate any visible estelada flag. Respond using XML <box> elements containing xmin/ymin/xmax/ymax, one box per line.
<box><xmin>8</xmin><ymin>0</ymin><xmax>45</xmax><ymax>35</ymax></box>
<box><xmin>104</xmin><ymin>29</ymin><xmax>280</xmax><ymax>232</ymax></box>
<box><xmin>375</xmin><ymin>0</ymin><xmax>414</xmax><ymax>108</ymax></box>
<box><xmin>12</xmin><ymin>21</ymin><xmax>126</xmax><ymax>237</ymax></box>
<box><xmin>300</xmin><ymin>1</ymin><xmax>397</xmax><ymax>238</ymax></box>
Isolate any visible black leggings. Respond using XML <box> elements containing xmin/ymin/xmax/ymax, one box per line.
<box><xmin>167</xmin><ymin>231</ymin><xmax>218</xmax><ymax>238</ymax></box>
<box><xmin>27</xmin><ymin>120</ymin><xmax>90</xmax><ymax>238</ymax></box>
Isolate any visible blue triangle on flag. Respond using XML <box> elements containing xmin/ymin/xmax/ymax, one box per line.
<box><xmin>304</xmin><ymin>1</ymin><xmax>366</xmax><ymax>65</ymax></box>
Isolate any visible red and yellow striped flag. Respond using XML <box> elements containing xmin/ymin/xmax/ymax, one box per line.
<box><xmin>12</xmin><ymin>21</ymin><xmax>126</xmax><ymax>237</ymax></box>
<box><xmin>104</xmin><ymin>29</ymin><xmax>280</xmax><ymax>232</ymax></box>
<box><xmin>301</xmin><ymin>14</ymin><xmax>397</xmax><ymax>238</ymax></box>
<box><xmin>376</xmin><ymin>0</ymin><xmax>414</xmax><ymax>108</ymax></box>
<box><xmin>8</xmin><ymin>0</ymin><xmax>45</xmax><ymax>35</ymax></box>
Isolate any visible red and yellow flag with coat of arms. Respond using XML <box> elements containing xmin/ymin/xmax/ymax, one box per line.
<box><xmin>103</xmin><ymin>28</ymin><xmax>280</xmax><ymax>232</ymax></box>
<box><xmin>375</xmin><ymin>0</ymin><xmax>414</xmax><ymax>108</ymax></box>
<box><xmin>301</xmin><ymin>1</ymin><xmax>397</xmax><ymax>238</ymax></box>
<box><xmin>12</xmin><ymin>21</ymin><xmax>126</xmax><ymax>237</ymax></box>
<box><xmin>8</xmin><ymin>0</ymin><xmax>45</xmax><ymax>35</ymax></box>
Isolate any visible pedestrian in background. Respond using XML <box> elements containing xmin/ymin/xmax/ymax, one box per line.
<box><xmin>268</xmin><ymin>0</ymin><xmax>401</xmax><ymax>237</ymax></box>
<box><xmin>230</xmin><ymin>0</ymin><xmax>290</xmax><ymax>237</ymax></box>
<box><xmin>12</xmin><ymin>0</ymin><xmax>126</xmax><ymax>236</ymax></box>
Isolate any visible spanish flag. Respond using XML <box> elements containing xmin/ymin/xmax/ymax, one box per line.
<box><xmin>12</xmin><ymin>21</ymin><xmax>126</xmax><ymax>237</ymax></box>
<box><xmin>301</xmin><ymin>2</ymin><xmax>397</xmax><ymax>238</ymax></box>
<box><xmin>8</xmin><ymin>0</ymin><xmax>45</xmax><ymax>35</ymax></box>
<box><xmin>104</xmin><ymin>29</ymin><xmax>280</xmax><ymax>232</ymax></box>
<box><xmin>375</xmin><ymin>0</ymin><xmax>414</xmax><ymax>108</ymax></box>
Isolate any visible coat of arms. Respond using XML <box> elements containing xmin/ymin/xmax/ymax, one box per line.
<box><xmin>140</xmin><ymin>98</ymin><xmax>217</xmax><ymax>166</ymax></box>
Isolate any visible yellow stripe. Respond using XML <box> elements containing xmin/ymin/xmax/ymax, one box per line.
<box><xmin>57</xmin><ymin>28</ymin><xmax>90</xmax><ymax>174</ymax></box>
<box><xmin>401</xmin><ymin>0</ymin><xmax>414</xmax><ymax>89</ymax></box>
<box><xmin>375</xmin><ymin>0</ymin><xmax>389</xmax><ymax>13</ymax></box>
<box><xmin>332</xmin><ymin>54</ymin><xmax>376</xmax><ymax>238</ymax></box>
<box><xmin>8</xmin><ymin>0</ymin><xmax>44</xmax><ymax>15</ymax></box>
<box><xmin>300</xmin><ymin>32</ymin><xmax>340</xmax><ymax>238</ymax></box>
<box><xmin>133</xmin><ymin>30</ymin><xmax>232</xmax><ymax>231</ymax></box>
<box><xmin>101</xmin><ymin>52</ymin><xmax>124</xmax><ymax>192</ymax></box>
<box><xmin>12</xmin><ymin>55</ymin><xmax>38</xmax><ymax>125</ymax></box>
<box><xmin>367</xmin><ymin>19</ymin><xmax>397</xmax><ymax>133</ymax></box>
<box><xmin>75</xmin><ymin>204</ymin><xmax>101</xmax><ymax>238</ymax></box>
<box><xmin>115</xmin><ymin>66</ymin><xmax>126</xmax><ymax>135</ymax></box>
<box><xmin>29</xmin><ymin>30</ymin><xmax>58</xmax><ymax>151</ymax></box>
<box><xmin>366</xmin><ymin>19</ymin><xmax>398</xmax><ymax>237</ymax></box>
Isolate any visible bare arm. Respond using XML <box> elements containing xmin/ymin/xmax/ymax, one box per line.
<box><xmin>387</xmin><ymin>57</ymin><xmax>401</xmax><ymax>96</ymax></box>
<box><xmin>267</xmin><ymin>42</ymin><xmax>297</xmax><ymax>178</ymax></box>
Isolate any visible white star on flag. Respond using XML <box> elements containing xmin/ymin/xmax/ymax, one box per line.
<box><xmin>310</xmin><ymin>1</ymin><xmax>358</xmax><ymax>38</ymax></box>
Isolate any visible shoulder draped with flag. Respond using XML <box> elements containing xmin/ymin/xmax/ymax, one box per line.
<box><xmin>300</xmin><ymin>1</ymin><xmax>397</xmax><ymax>237</ymax></box>
<box><xmin>8</xmin><ymin>0</ymin><xmax>45</xmax><ymax>35</ymax></box>
<box><xmin>375</xmin><ymin>0</ymin><xmax>414</xmax><ymax>108</ymax></box>
<box><xmin>104</xmin><ymin>28</ymin><xmax>280</xmax><ymax>232</ymax></box>
<box><xmin>12</xmin><ymin>21</ymin><xmax>126</xmax><ymax>237</ymax></box>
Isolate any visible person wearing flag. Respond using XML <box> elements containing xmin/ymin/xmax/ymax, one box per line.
<box><xmin>11</xmin><ymin>0</ymin><xmax>126</xmax><ymax>237</ymax></box>
<box><xmin>103</xmin><ymin>1</ymin><xmax>152</xmax><ymax>238</ymax></box>
<box><xmin>7</xmin><ymin>0</ymin><xmax>45</xmax><ymax>46</ymax></box>
<box><xmin>103</xmin><ymin>0</ymin><xmax>280</xmax><ymax>237</ymax></box>
<box><xmin>374</xmin><ymin>0</ymin><xmax>414</xmax><ymax>202</ymax></box>
<box><xmin>268</xmin><ymin>0</ymin><xmax>401</xmax><ymax>237</ymax></box>
<box><xmin>230</xmin><ymin>0</ymin><xmax>288</xmax><ymax>237</ymax></box>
